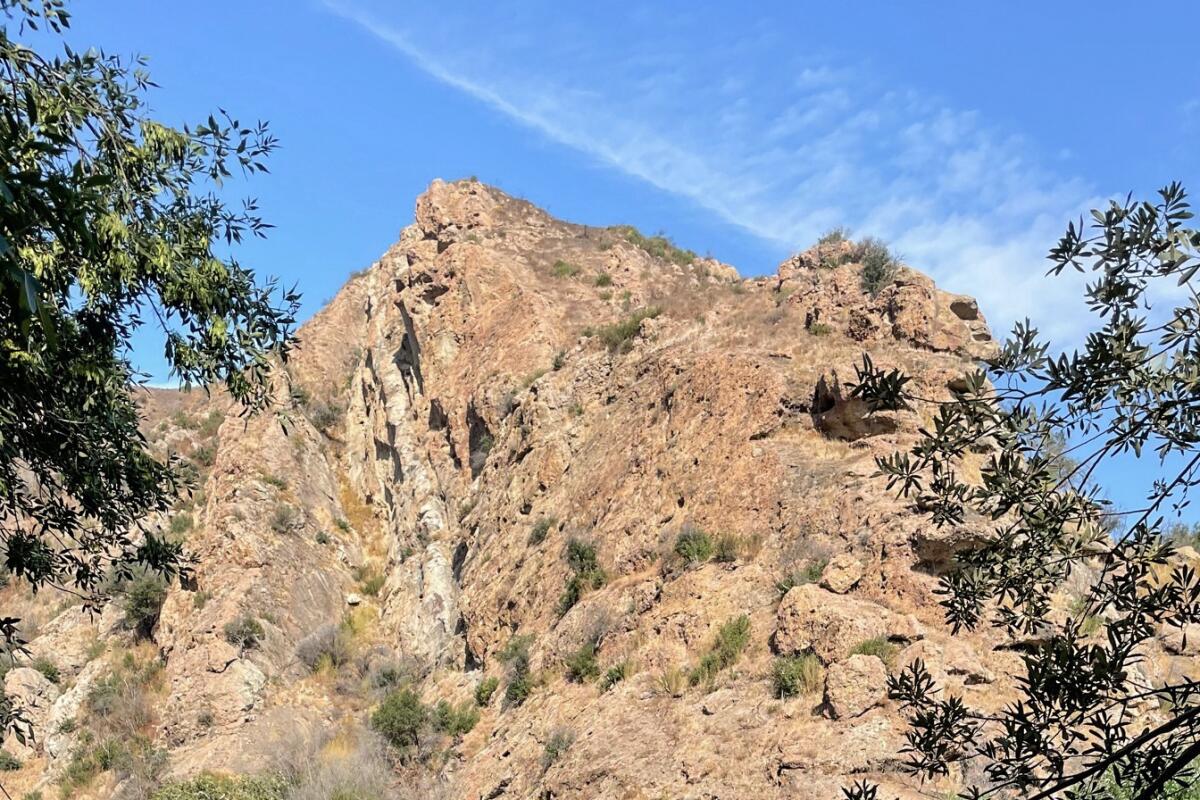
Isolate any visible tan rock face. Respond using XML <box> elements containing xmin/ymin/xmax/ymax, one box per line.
<box><xmin>775</xmin><ymin>584</ymin><xmax>891</xmax><ymax>663</ymax></box>
<box><xmin>825</xmin><ymin>654</ymin><xmax>888</xmax><ymax>719</ymax></box>
<box><xmin>3</xmin><ymin>667</ymin><xmax>59</xmax><ymax>759</ymax></box>
<box><xmin>820</xmin><ymin>552</ymin><xmax>864</xmax><ymax>594</ymax></box>
<box><xmin>5</xmin><ymin>179</ymin><xmax>1048</xmax><ymax>798</ymax></box>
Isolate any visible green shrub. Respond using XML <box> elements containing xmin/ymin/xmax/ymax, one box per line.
<box><xmin>86</xmin><ymin>656</ymin><xmax>161</xmax><ymax>725</ymax></box>
<box><xmin>713</xmin><ymin>533</ymin><xmax>741</xmax><ymax>563</ymax></box>
<box><xmin>191</xmin><ymin>443</ymin><xmax>216</xmax><ymax>467</ymax></box>
<box><xmin>689</xmin><ymin>615</ymin><xmax>751</xmax><ymax>687</ymax></box>
<box><xmin>521</xmin><ymin>368</ymin><xmax>547</xmax><ymax>389</ymax></box>
<box><xmin>32</xmin><ymin>656</ymin><xmax>60</xmax><ymax>684</ymax></box>
<box><xmin>541</xmin><ymin>728</ymin><xmax>575</xmax><ymax>770</ymax></box>
<box><xmin>171</xmin><ymin>411</ymin><xmax>196</xmax><ymax>430</ymax></box>
<box><xmin>594</xmin><ymin>272</ymin><xmax>613</xmax><ymax>287</ymax></box>
<box><xmin>295</xmin><ymin>622</ymin><xmax>353</xmax><ymax>672</ymax></box>
<box><xmin>433</xmin><ymin>699</ymin><xmax>479</xmax><ymax>737</ymax></box>
<box><xmin>306</xmin><ymin>398</ymin><xmax>343</xmax><ymax>431</ymax></box>
<box><xmin>262</xmin><ymin>474</ymin><xmax>287</xmax><ymax>490</ymax></box>
<box><xmin>818</xmin><ymin>227</ymin><xmax>848</xmax><ymax>246</ymax></box>
<box><xmin>557</xmin><ymin>539</ymin><xmax>606</xmax><ymax>617</ymax></box>
<box><xmin>563</xmin><ymin>642</ymin><xmax>599</xmax><ymax>683</ymax></box>
<box><xmin>501</xmin><ymin>634</ymin><xmax>534</xmax><ymax>708</ymax></box>
<box><xmin>609</xmin><ymin>225</ymin><xmax>697</xmax><ymax>266</ymax></box>
<box><xmin>552</xmin><ymin>259</ymin><xmax>581</xmax><ymax>278</ymax></box>
<box><xmin>120</xmin><ymin>574</ymin><xmax>168</xmax><ymax>638</ymax></box>
<box><xmin>776</xmin><ymin>559</ymin><xmax>828</xmax><ymax>595</ymax></box>
<box><xmin>500</xmin><ymin>634</ymin><xmax>533</xmax><ymax>664</ymax></box>
<box><xmin>505</xmin><ymin>670</ymin><xmax>532</xmax><ymax>708</ymax></box>
<box><xmin>772</xmin><ymin>654</ymin><xmax>823</xmax><ymax>698</ymax></box>
<box><xmin>594</xmin><ymin>307</ymin><xmax>662</xmax><ymax>353</ymax></box>
<box><xmin>528</xmin><ymin>517</ymin><xmax>556</xmax><ymax>546</ymax></box>
<box><xmin>371</xmin><ymin>688</ymin><xmax>427</xmax><ymax>749</ymax></box>
<box><xmin>358</xmin><ymin>568</ymin><xmax>385</xmax><ymax>596</ymax></box>
<box><xmin>223</xmin><ymin>616</ymin><xmax>265</xmax><ymax>652</ymax></box>
<box><xmin>315</xmin><ymin>531</ymin><xmax>330</xmax><ymax>545</ymax></box>
<box><xmin>849</xmin><ymin>636</ymin><xmax>898</xmax><ymax>668</ymax></box>
<box><xmin>150</xmin><ymin>773</ymin><xmax>289</xmax><ymax>800</ymax></box>
<box><xmin>566</xmin><ymin>538</ymin><xmax>600</xmax><ymax>574</ymax></box>
<box><xmin>0</xmin><ymin>749</ymin><xmax>20</xmax><ymax>770</ymax></box>
<box><xmin>859</xmin><ymin>237</ymin><xmax>898</xmax><ymax>295</ymax></box>
<box><xmin>808</xmin><ymin>322</ymin><xmax>832</xmax><ymax>336</ymax></box>
<box><xmin>674</xmin><ymin>526</ymin><xmax>714</xmax><ymax>566</ymax></box>
<box><xmin>552</xmin><ymin>351</ymin><xmax>566</xmax><ymax>370</ymax></box>
<box><xmin>169</xmin><ymin>513</ymin><xmax>194</xmax><ymax>536</ymax></box>
<box><xmin>269</xmin><ymin>502</ymin><xmax>300</xmax><ymax>534</ymax></box>
<box><xmin>334</xmin><ymin>517</ymin><xmax>351</xmax><ymax>532</ymax></box>
<box><xmin>198</xmin><ymin>409</ymin><xmax>224</xmax><ymax>438</ymax></box>
<box><xmin>474</xmin><ymin>676</ymin><xmax>500</xmax><ymax>707</ymax></box>
<box><xmin>600</xmin><ymin>660</ymin><xmax>630</xmax><ymax>692</ymax></box>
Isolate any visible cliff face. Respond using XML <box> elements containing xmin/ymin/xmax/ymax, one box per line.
<box><xmin>1</xmin><ymin>180</ymin><xmax>1078</xmax><ymax>799</ymax></box>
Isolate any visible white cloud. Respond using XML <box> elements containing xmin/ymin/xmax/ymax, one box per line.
<box><xmin>322</xmin><ymin>0</ymin><xmax>1104</xmax><ymax>343</ymax></box>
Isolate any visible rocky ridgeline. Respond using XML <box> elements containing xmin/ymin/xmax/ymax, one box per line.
<box><xmin>3</xmin><ymin>180</ymin><xmax>1190</xmax><ymax>799</ymax></box>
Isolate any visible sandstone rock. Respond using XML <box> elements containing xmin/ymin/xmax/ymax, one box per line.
<box><xmin>775</xmin><ymin>584</ymin><xmax>890</xmax><ymax>663</ymax></box>
<box><xmin>911</xmin><ymin>520</ymin><xmax>988</xmax><ymax>569</ymax></box>
<box><xmin>825</xmin><ymin>653</ymin><xmax>887</xmax><ymax>718</ymax></box>
<box><xmin>897</xmin><ymin>637</ymin><xmax>994</xmax><ymax>689</ymax></box>
<box><xmin>3</xmin><ymin>667</ymin><xmax>60</xmax><ymax>758</ymax></box>
<box><xmin>13</xmin><ymin>179</ymin><xmax>1023</xmax><ymax>799</ymax></box>
<box><xmin>819</xmin><ymin>553</ymin><xmax>864</xmax><ymax>594</ymax></box>
<box><xmin>46</xmin><ymin>658</ymin><xmax>106</xmax><ymax>761</ymax></box>
<box><xmin>775</xmin><ymin>709</ymin><xmax>905</xmax><ymax>776</ymax></box>
<box><xmin>1161</xmin><ymin>623</ymin><xmax>1200</xmax><ymax>656</ymax></box>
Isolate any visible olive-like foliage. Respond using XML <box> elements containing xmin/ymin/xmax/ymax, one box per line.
<box><xmin>846</xmin><ymin>184</ymin><xmax>1200</xmax><ymax>800</ymax></box>
<box><xmin>0</xmin><ymin>0</ymin><xmax>297</xmax><ymax>743</ymax></box>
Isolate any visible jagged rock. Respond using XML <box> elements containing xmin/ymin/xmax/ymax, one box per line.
<box><xmin>826</xmin><ymin>654</ymin><xmax>887</xmax><ymax>718</ymax></box>
<box><xmin>46</xmin><ymin>658</ymin><xmax>106</xmax><ymax>761</ymax></box>
<box><xmin>820</xmin><ymin>553</ymin><xmax>864</xmax><ymax>594</ymax></box>
<box><xmin>9</xmin><ymin>179</ymin><xmax>1033</xmax><ymax>799</ymax></box>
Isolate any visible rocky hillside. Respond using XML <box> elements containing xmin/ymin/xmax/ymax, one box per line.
<box><xmin>2</xmin><ymin>180</ymin><xmax>1184</xmax><ymax>800</ymax></box>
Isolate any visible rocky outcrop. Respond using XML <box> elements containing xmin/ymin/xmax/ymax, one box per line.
<box><xmin>9</xmin><ymin>179</ymin><xmax>1161</xmax><ymax>799</ymax></box>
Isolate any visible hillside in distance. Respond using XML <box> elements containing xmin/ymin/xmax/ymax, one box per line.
<box><xmin>5</xmin><ymin>179</ymin><xmax>1187</xmax><ymax>800</ymax></box>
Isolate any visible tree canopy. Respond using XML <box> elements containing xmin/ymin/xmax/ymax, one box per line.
<box><xmin>848</xmin><ymin>183</ymin><xmax>1200</xmax><ymax>800</ymax></box>
<box><xmin>0</xmin><ymin>0</ymin><xmax>297</xmax><ymax>738</ymax></box>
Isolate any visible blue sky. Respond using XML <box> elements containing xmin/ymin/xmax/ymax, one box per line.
<box><xmin>54</xmin><ymin>1</ymin><xmax>1200</xmax><ymax>516</ymax></box>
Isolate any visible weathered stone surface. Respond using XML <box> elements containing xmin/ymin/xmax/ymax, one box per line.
<box><xmin>3</xmin><ymin>667</ymin><xmax>59</xmax><ymax>759</ymax></box>
<box><xmin>775</xmin><ymin>584</ymin><xmax>890</xmax><ymax>663</ymax></box>
<box><xmin>820</xmin><ymin>552</ymin><xmax>864</xmax><ymax>594</ymax></box>
<box><xmin>825</xmin><ymin>654</ymin><xmax>888</xmax><ymax>718</ymax></box>
<box><xmin>2</xmin><ymin>179</ymin><xmax>1041</xmax><ymax>799</ymax></box>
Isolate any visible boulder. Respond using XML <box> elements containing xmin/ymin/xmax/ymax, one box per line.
<box><xmin>819</xmin><ymin>553</ymin><xmax>864</xmax><ymax>594</ymax></box>
<box><xmin>775</xmin><ymin>584</ymin><xmax>890</xmax><ymax>663</ymax></box>
<box><xmin>825</xmin><ymin>654</ymin><xmax>887</xmax><ymax>718</ymax></box>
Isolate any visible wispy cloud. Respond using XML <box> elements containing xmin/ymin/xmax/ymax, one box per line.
<box><xmin>323</xmin><ymin>1</ymin><xmax>1101</xmax><ymax>342</ymax></box>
